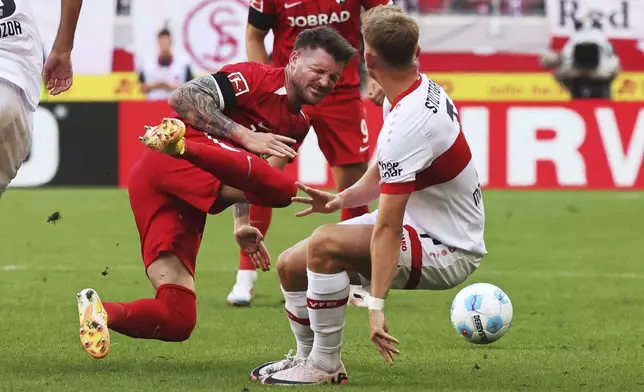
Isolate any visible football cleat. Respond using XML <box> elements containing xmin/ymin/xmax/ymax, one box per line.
<box><xmin>76</xmin><ymin>288</ymin><xmax>110</xmax><ymax>359</ymax></box>
<box><xmin>261</xmin><ymin>360</ymin><xmax>348</xmax><ymax>386</ymax></box>
<box><xmin>226</xmin><ymin>284</ymin><xmax>254</xmax><ymax>307</ymax></box>
<box><xmin>249</xmin><ymin>349</ymin><xmax>303</xmax><ymax>381</ymax></box>
<box><xmin>139</xmin><ymin>117</ymin><xmax>186</xmax><ymax>155</ymax></box>
<box><xmin>348</xmin><ymin>285</ymin><xmax>371</xmax><ymax>308</ymax></box>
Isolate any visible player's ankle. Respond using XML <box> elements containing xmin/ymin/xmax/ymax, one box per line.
<box><xmin>309</xmin><ymin>346</ymin><xmax>342</xmax><ymax>373</ymax></box>
<box><xmin>236</xmin><ymin>269</ymin><xmax>257</xmax><ymax>287</ymax></box>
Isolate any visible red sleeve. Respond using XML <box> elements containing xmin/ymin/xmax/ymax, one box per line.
<box><xmin>361</xmin><ymin>0</ymin><xmax>392</xmax><ymax>9</ymax></box>
<box><xmin>288</xmin><ymin>115</ymin><xmax>312</xmax><ymax>161</ymax></box>
<box><xmin>248</xmin><ymin>0</ymin><xmax>278</xmax><ymax>31</ymax></box>
<box><xmin>216</xmin><ymin>62</ymin><xmax>259</xmax><ymax>110</ymax></box>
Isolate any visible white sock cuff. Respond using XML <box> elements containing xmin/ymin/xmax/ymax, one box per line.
<box><xmin>282</xmin><ymin>287</ymin><xmax>307</xmax><ymax>306</ymax></box>
<box><xmin>236</xmin><ymin>269</ymin><xmax>257</xmax><ymax>284</ymax></box>
<box><xmin>307</xmin><ymin>269</ymin><xmax>350</xmax><ymax>294</ymax></box>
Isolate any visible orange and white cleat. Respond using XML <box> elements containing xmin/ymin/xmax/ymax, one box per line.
<box><xmin>139</xmin><ymin>117</ymin><xmax>187</xmax><ymax>156</ymax></box>
<box><xmin>77</xmin><ymin>288</ymin><xmax>110</xmax><ymax>359</ymax></box>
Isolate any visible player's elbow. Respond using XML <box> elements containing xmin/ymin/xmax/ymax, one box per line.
<box><xmin>167</xmin><ymin>88</ymin><xmax>183</xmax><ymax>111</ymax></box>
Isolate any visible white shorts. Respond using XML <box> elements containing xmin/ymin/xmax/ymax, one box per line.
<box><xmin>0</xmin><ymin>79</ymin><xmax>33</xmax><ymax>197</ymax></box>
<box><xmin>339</xmin><ymin>210</ymin><xmax>482</xmax><ymax>291</ymax></box>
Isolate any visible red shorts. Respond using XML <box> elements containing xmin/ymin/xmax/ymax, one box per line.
<box><xmin>304</xmin><ymin>91</ymin><xmax>370</xmax><ymax>167</ymax></box>
<box><xmin>128</xmin><ymin>150</ymin><xmax>230</xmax><ymax>276</ymax></box>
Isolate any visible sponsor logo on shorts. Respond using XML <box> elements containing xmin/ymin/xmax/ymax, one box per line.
<box><xmin>400</xmin><ymin>233</ymin><xmax>408</xmax><ymax>252</ymax></box>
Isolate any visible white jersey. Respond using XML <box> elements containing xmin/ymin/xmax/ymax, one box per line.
<box><xmin>0</xmin><ymin>0</ymin><xmax>45</xmax><ymax>111</ymax></box>
<box><xmin>377</xmin><ymin>74</ymin><xmax>487</xmax><ymax>256</ymax></box>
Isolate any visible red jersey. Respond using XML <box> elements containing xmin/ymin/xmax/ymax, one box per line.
<box><xmin>248</xmin><ymin>0</ymin><xmax>390</xmax><ymax>98</ymax></box>
<box><xmin>180</xmin><ymin>62</ymin><xmax>310</xmax><ymax>152</ymax></box>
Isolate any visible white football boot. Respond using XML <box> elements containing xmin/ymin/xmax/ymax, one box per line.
<box><xmin>226</xmin><ymin>270</ymin><xmax>257</xmax><ymax>307</ymax></box>
<box><xmin>261</xmin><ymin>360</ymin><xmax>348</xmax><ymax>386</ymax></box>
<box><xmin>249</xmin><ymin>349</ymin><xmax>304</xmax><ymax>381</ymax></box>
<box><xmin>226</xmin><ymin>284</ymin><xmax>253</xmax><ymax>307</ymax></box>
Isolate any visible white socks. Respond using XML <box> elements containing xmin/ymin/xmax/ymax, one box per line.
<box><xmin>306</xmin><ymin>269</ymin><xmax>350</xmax><ymax>373</ymax></box>
<box><xmin>282</xmin><ymin>287</ymin><xmax>314</xmax><ymax>359</ymax></box>
<box><xmin>235</xmin><ymin>269</ymin><xmax>257</xmax><ymax>288</ymax></box>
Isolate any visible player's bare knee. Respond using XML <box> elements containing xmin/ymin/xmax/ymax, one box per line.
<box><xmin>147</xmin><ymin>253</ymin><xmax>195</xmax><ymax>292</ymax></box>
<box><xmin>277</xmin><ymin>244</ymin><xmax>308</xmax><ymax>291</ymax></box>
<box><xmin>308</xmin><ymin>224</ymin><xmax>343</xmax><ymax>273</ymax></box>
<box><xmin>277</xmin><ymin>248</ymin><xmax>293</xmax><ymax>281</ymax></box>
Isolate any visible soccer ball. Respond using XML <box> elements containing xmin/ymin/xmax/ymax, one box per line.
<box><xmin>449</xmin><ymin>282</ymin><xmax>513</xmax><ymax>344</ymax></box>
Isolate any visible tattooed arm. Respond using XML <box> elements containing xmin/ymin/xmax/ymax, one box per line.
<box><xmin>233</xmin><ymin>201</ymin><xmax>271</xmax><ymax>270</ymax></box>
<box><xmin>233</xmin><ymin>202</ymin><xmax>251</xmax><ymax>230</ymax></box>
<box><xmin>168</xmin><ymin>75</ymin><xmax>297</xmax><ymax>158</ymax></box>
<box><xmin>168</xmin><ymin>75</ymin><xmax>248</xmax><ymax>143</ymax></box>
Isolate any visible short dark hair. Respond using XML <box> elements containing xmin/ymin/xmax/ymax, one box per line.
<box><xmin>294</xmin><ymin>26</ymin><xmax>357</xmax><ymax>64</ymax></box>
<box><xmin>158</xmin><ymin>28</ymin><xmax>171</xmax><ymax>38</ymax></box>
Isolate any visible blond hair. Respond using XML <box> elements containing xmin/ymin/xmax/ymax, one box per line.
<box><xmin>361</xmin><ymin>5</ymin><xmax>419</xmax><ymax>69</ymax></box>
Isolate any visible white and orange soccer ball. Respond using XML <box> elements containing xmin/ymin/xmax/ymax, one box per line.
<box><xmin>450</xmin><ymin>283</ymin><xmax>513</xmax><ymax>345</ymax></box>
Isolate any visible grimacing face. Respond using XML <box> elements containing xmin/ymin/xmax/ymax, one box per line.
<box><xmin>290</xmin><ymin>48</ymin><xmax>345</xmax><ymax>105</ymax></box>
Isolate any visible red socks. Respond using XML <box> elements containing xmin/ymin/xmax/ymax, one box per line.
<box><xmin>103</xmin><ymin>284</ymin><xmax>197</xmax><ymax>342</ymax></box>
<box><xmin>341</xmin><ymin>205</ymin><xmax>370</xmax><ymax>221</ymax></box>
<box><xmin>183</xmin><ymin>141</ymin><xmax>297</xmax><ymax>208</ymax></box>
<box><xmin>239</xmin><ymin>206</ymin><xmax>272</xmax><ymax>270</ymax></box>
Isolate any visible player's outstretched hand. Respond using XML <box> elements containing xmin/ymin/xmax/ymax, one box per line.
<box><xmin>239</xmin><ymin>130</ymin><xmax>298</xmax><ymax>159</ymax></box>
<box><xmin>366</xmin><ymin>78</ymin><xmax>385</xmax><ymax>106</ymax></box>
<box><xmin>292</xmin><ymin>182</ymin><xmax>343</xmax><ymax>217</ymax></box>
<box><xmin>234</xmin><ymin>225</ymin><xmax>271</xmax><ymax>271</ymax></box>
<box><xmin>369</xmin><ymin>309</ymin><xmax>400</xmax><ymax>364</ymax></box>
<box><xmin>43</xmin><ymin>51</ymin><xmax>74</xmax><ymax>95</ymax></box>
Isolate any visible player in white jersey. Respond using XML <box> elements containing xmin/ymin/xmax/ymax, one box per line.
<box><xmin>0</xmin><ymin>0</ymin><xmax>82</xmax><ymax>197</ymax></box>
<box><xmin>251</xmin><ymin>4</ymin><xmax>487</xmax><ymax>386</ymax></box>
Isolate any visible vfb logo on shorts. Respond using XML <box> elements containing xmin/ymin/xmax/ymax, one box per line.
<box><xmin>379</xmin><ymin>161</ymin><xmax>402</xmax><ymax>180</ymax></box>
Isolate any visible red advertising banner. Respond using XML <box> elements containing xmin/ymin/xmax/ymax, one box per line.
<box><xmin>118</xmin><ymin>100</ymin><xmax>644</xmax><ymax>190</ymax></box>
<box><xmin>456</xmin><ymin>101</ymin><xmax>644</xmax><ymax>189</ymax></box>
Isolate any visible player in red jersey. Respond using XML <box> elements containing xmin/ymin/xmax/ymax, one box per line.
<box><xmin>73</xmin><ymin>26</ymin><xmax>357</xmax><ymax>359</ymax></box>
<box><xmin>225</xmin><ymin>0</ymin><xmax>392</xmax><ymax>308</ymax></box>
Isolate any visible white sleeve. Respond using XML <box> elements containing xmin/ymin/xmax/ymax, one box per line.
<box><xmin>377</xmin><ymin>111</ymin><xmax>433</xmax><ymax>194</ymax></box>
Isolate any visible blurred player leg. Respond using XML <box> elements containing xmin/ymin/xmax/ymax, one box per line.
<box><xmin>0</xmin><ymin>80</ymin><xmax>32</xmax><ymax>198</ymax></box>
<box><xmin>262</xmin><ymin>223</ymin><xmax>373</xmax><ymax>385</ymax></box>
<box><xmin>227</xmin><ymin>205</ymin><xmax>272</xmax><ymax>306</ymax></box>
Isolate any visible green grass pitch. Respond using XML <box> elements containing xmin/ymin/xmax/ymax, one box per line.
<box><xmin>0</xmin><ymin>189</ymin><xmax>642</xmax><ymax>391</ymax></box>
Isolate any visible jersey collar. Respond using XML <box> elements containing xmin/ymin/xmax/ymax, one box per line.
<box><xmin>389</xmin><ymin>74</ymin><xmax>422</xmax><ymax>112</ymax></box>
